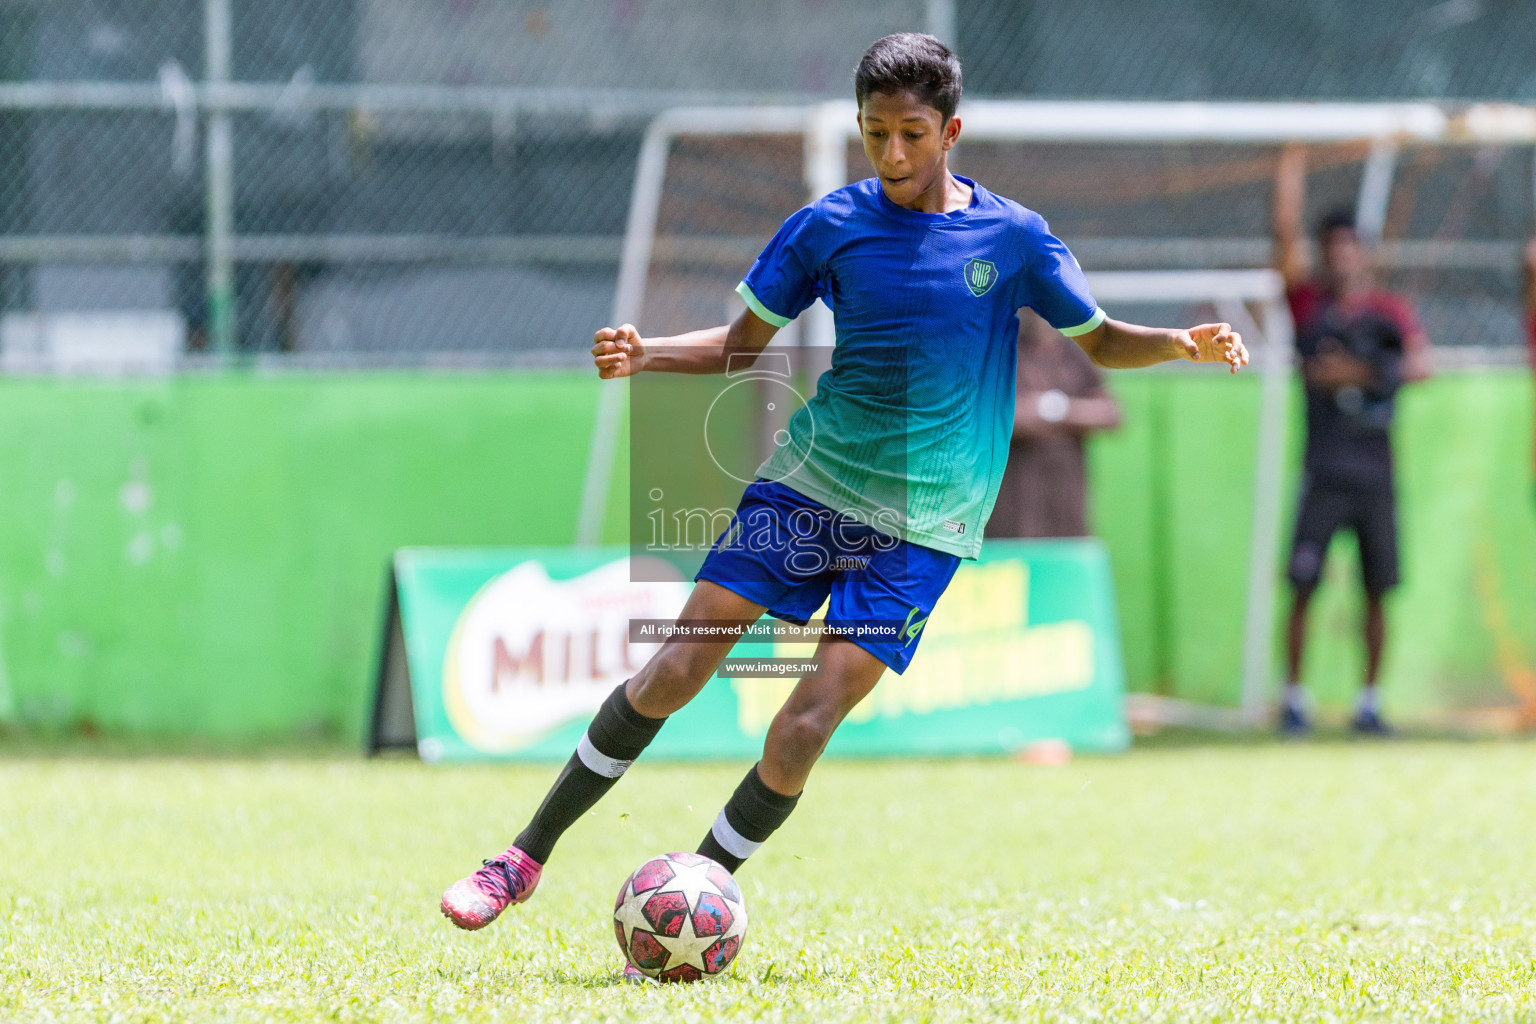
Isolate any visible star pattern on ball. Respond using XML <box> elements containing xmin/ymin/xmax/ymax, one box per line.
<box><xmin>651</xmin><ymin>913</ymin><xmax>723</xmax><ymax>975</ymax></box>
<box><xmin>651</xmin><ymin>857</ymin><xmax>717</xmax><ymax>911</ymax></box>
<box><xmin>615</xmin><ymin>854</ymin><xmax>749</xmax><ymax>980</ymax></box>
<box><xmin>614</xmin><ymin>876</ymin><xmax>655</xmax><ymax>951</ymax></box>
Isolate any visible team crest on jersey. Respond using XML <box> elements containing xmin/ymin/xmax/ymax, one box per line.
<box><xmin>963</xmin><ymin>258</ymin><xmax>998</xmax><ymax>297</ymax></box>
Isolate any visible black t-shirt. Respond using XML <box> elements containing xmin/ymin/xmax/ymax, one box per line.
<box><xmin>1290</xmin><ymin>285</ymin><xmax>1415</xmax><ymax>487</ymax></box>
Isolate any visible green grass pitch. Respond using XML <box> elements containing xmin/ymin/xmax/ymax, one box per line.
<box><xmin>3</xmin><ymin>741</ymin><xmax>1534</xmax><ymax>1022</ymax></box>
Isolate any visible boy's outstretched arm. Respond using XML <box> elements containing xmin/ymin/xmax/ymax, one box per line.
<box><xmin>1073</xmin><ymin>318</ymin><xmax>1249</xmax><ymax>373</ymax></box>
<box><xmin>592</xmin><ymin>308</ymin><xmax>779</xmax><ymax>378</ymax></box>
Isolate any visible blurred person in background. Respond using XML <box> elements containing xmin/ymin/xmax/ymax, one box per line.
<box><xmin>1526</xmin><ymin>239</ymin><xmax>1536</xmax><ymax>336</ymax></box>
<box><xmin>1273</xmin><ymin>144</ymin><xmax>1431</xmax><ymax>736</ymax></box>
<box><xmin>1526</xmin><ymin>240</ymin><xmax>1536</xmax><ymax>495</ymax></box>
<box><xmin>984</xmin><ymin>309</ymin><xmax>1121</xmax><ymax>539</ymax></box>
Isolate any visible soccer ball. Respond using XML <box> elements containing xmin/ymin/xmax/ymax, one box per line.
<box><xmin>614</xmin><ymin>852</ymin><xmax>748</xmax><ymax>982</ymax></box>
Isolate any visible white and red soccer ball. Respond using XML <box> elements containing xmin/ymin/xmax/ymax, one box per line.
<box><xmin>614</xmin><ymin>852</ymin><xmax>748</xmax><ymax>982</ymax></box>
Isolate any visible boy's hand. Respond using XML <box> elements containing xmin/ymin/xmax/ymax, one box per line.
<box><xmin>1178</xmin><ymin>322</ymin><xmax>1249</xmax><ymax>374</ymax></box>
<box><xmin>592</xmin><ymin>323</ymin><xmax>647</xmax><ymax>379</ymax></box>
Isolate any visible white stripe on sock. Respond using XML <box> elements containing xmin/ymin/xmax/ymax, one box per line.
<box><xmin>576</xmin><ymin>733</ymin><xmax>633</xmax><ymax>779</ymax></box>
<box><xmin>709</xmin><ymin>810</ymin><xmax>762</xmax><ymax>860</ymax></box>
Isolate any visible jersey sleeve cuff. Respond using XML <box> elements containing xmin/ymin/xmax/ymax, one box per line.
<box><xmin>736</xmin><ymin>281</ymin><xmax>794</xmax><ymax>329</ymax></box>
<box><xmin>1057</xmin><ymin>307</ymin><xmax>1106</xmax><ymax>338</ymax></box>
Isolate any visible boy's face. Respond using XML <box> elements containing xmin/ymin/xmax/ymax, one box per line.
<box><xmin>857</xmin><ymin>90</ymin><xmax>958</xmax><ymax>208</ymax></box>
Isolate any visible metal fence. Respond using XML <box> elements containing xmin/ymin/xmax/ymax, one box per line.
<box><xmin>2</xmin><ymin>0</ymin><xmax>1534</xmax><ymax>370</ymax></box>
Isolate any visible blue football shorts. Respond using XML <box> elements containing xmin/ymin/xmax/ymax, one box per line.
<box><xmin>693</xmin><ymin>478</ymin><xmax>960</xmax><ymax>674</ymax></box>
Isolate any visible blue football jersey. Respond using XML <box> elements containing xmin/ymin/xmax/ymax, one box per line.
<box><xmin>735</xmin><ymin>175</ymin><xmax>1103</xmax><ymax>558</ymax></box>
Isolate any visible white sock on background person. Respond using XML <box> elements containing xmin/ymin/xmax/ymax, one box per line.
<box><xmin>1357</xmin><ymin>687</ymin><xmax>1379</xmax><ymax>715</ymax></box>
<box><xmin>1284</xmin><ymin>682</ymin><xmax>1306</xmax><ymax>712</ymax></box>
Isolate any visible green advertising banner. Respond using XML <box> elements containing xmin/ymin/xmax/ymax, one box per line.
<box><xmin>379</xmin><ymin>539</ymin><xmax>1129</xmax><ymax>762</ymax></box>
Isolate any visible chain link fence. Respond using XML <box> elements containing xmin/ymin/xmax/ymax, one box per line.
<box><xmin>2</xmin><ymin>0</ymin><xmax>1534</xmax><ymax>370</ymax></box>
<box><xmin>962</xmin><ymin>0</ymin><xmax>1536</xmax><ymax>101</ymax></box>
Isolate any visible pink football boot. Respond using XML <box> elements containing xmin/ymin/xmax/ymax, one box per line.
<box><xmin>440</xmin><ymin>845</ymin><xmax>543</xmax><ymax>930</ymax></box>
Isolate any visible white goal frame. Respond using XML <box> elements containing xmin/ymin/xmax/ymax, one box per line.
<box><xmin>579</xmin><ymin>99</ymin><xmax>1536</xmax><ymax>724</ymax></box>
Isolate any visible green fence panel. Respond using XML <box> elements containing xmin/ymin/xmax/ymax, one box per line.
<box><xmin>0</xmin><ymin>369</ymin><xmax>1529</xmax><ymax>741</ymax></box>
<box><xmin>1091</xmin><ymin>369</ymin><xmax>1536</xmax><ymax>715</ymax></box>
<box><xmin>0</xmin><ymin>372</ymin><xmax>622</xmax><ymax>740</ymax></box>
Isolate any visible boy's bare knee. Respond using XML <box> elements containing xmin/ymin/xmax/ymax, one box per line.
<box><xmin>658</xmin><ymin>642</ymin><xmax>713</xmax><ymax>681</ymax></box>
<box><xmin>628</xmin><ymin>643</ymin><xmax>719</xmax><ymax>716</ymax></box>
<box><xmin>769</xmin><ymin>705</ymin><xmax>838</xmax><ymax>766</ymax></box>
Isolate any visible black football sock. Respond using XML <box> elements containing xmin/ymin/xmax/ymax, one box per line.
<box><xmin>696</xmin><ymin>764</ymin><xmax>800</xmax><ymax>873</ymax></box>
<box><xmin>513</xmin><ymin>683</ymin><xmax>665</xmax><ymax>864</ymax></box>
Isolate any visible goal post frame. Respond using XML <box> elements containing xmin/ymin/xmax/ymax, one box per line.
<box><xmin>579</xmin><ymin>99</ymin><xmax>1536</xmax><ymax>723</ymax></box>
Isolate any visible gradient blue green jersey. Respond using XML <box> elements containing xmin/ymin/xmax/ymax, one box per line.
<box><xmin>736</xmin><ymin>175</ymin><xmax>1104</xmax><ymax>558</ymax></box>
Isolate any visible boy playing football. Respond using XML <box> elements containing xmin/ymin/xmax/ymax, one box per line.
<box><xmin>442</xmin><ymin>32</ymin><xmax>1247</xmax><ymax>939</ymax></box>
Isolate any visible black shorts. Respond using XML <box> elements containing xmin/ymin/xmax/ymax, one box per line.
<box><xmin>1286</xmin><ymin>475</ymin><xmax>1399</xmax><ymax>596</ymax></box>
